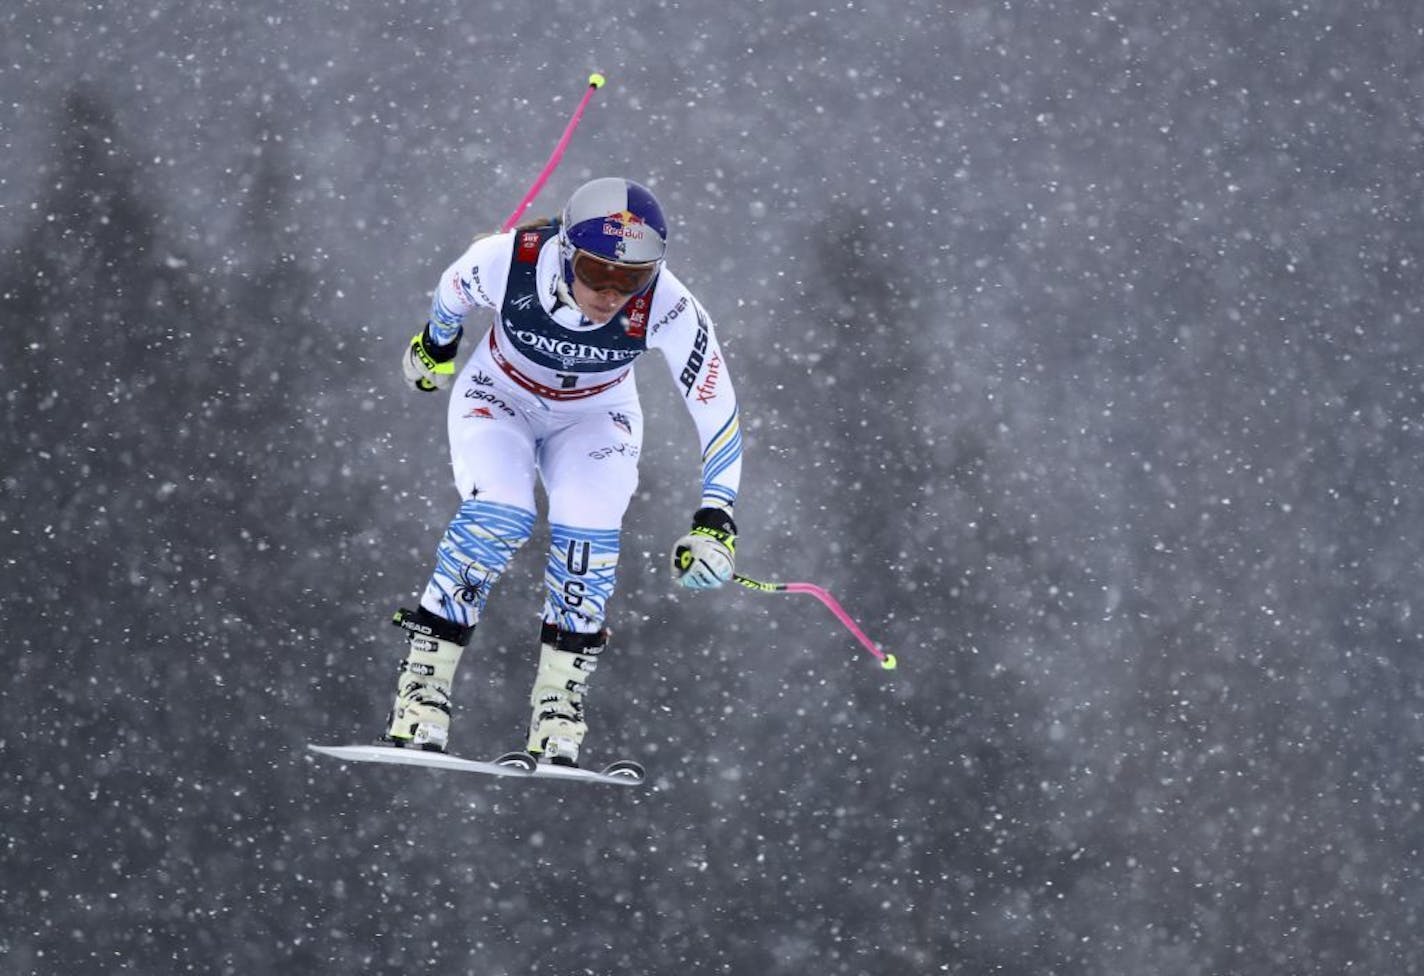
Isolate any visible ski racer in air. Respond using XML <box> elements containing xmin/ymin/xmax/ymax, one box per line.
<box><xmin>382</xmin><ymin>177</ymin><xmax>743</xmax><ymax>768</ymax></box>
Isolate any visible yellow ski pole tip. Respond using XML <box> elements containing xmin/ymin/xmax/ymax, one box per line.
<box><xmin>588</xmin><ymin>73</ymin><xmax>606</xmax><ymax>88</ymax></box>
<box><xmin>881</xmin><ymin>654</ymin><xmax>898</xmax><ymax>671</ymax></box>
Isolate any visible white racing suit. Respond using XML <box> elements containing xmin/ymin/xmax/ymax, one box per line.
<box><xmin>417</xmin><ymin>223</ymin><xmax>742</xmax><ymax>637</ymax></box>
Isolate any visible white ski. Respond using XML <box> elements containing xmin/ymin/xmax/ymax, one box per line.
<box><xmin>307</xmin><ymin>743</ymin><xmax>529</xmax><ymax>778</ymax></box>
<box><xmin>306</xmin><ymin>744</ymin><xmax>645</xmax><ymax>787</ymax></box>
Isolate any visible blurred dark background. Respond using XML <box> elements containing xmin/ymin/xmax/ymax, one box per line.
<box><xmin>2</xmin><ymin>1</ymin><xmax>1421</xmax><ymax>973</ymax></box>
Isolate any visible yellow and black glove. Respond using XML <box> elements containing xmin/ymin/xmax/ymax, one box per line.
<box><xmin>402</xmin><ymin>323</ymin><xmax>461</xmax><ymax>392</ymax></box>
<box><xmin>671</xmin><ymin>507</ymin><xmax>737</xmax><ymax>589</ymax></box>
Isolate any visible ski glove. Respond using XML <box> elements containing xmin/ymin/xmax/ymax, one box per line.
<box><xmin>672</xmin><ymin>507</ymin><xmax>737</xmax><ymax>590</ymax></box>
<box><xmin>403</xmin><ymin>323</ymin><xmax>461</xmax><ymax>392</ymax></box>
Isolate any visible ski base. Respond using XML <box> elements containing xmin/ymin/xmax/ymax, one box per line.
<box><xmin>307</xmin><ymin>744</ymin><xmax>645</xmax><ymax>787</ymax></box>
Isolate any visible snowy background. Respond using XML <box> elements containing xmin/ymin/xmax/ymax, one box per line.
<box><xmin>3</xmin><ymin>1</ymin><xmax>1423</xmax><ymax>973</ymax></box>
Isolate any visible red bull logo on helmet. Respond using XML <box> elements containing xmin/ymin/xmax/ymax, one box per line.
<box><xmin>602</xmin><ymin>209</ymin><xmax>647</xmax><ymax>240</ymax></box>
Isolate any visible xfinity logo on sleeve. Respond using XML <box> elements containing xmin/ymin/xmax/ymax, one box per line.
<box><xmin>695</xmin><ymin>352</ymin><xmax>722</xmax><ymax>404</ymax></box>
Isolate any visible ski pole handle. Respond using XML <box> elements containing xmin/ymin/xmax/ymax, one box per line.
<box><xmin>732</xmin><ymin>574</ymin><xmax>898</xmax><ymax>670</ymax></box>
<box><xmin>500</xmin><ymin>73</ymin><xmax>606</xmax><ymax>232</ymax></box>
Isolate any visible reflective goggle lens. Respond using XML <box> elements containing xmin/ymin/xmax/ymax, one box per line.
<box><xmin>572</xmin><ymin>251</ymin><xmax>657</xmax><ymax>295</ymax></box>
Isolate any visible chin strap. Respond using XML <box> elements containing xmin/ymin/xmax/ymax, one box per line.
<box><xmin>553</xmin><ymin>273</ymin><xmax>579</xmax><ymax>312</ymax></box>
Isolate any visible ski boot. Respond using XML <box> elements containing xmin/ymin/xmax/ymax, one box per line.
<box><xmin>526</xmin><ymin>623</ymin><xmax>608</xmax><ymax>767</ymax></box>
<box><xmin>381</xmin><ymin>607</ymin><xmax>475</xmax><ymax>752</ymax></box>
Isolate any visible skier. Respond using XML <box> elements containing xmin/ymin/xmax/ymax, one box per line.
<box><xmin>382</xmin><ymin>177</ymin><xmax>743</xmax><ymax>767</ymax></box>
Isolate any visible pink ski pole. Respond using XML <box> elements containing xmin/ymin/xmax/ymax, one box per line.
<box><xmin>733</xmin><ymin>574</ymin><xmax>898</xmax><ymax>670</ymax></box>
<box><xmin>500</xmin><ymin>73</ymin><xmax>607</xmax><ymax>232</ymax></box>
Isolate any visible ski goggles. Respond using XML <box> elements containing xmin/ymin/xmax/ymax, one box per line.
<box><xmin>571</xmin><ymin>249</ymin><xmax>658</xmax><ymax>295</ymax></box>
